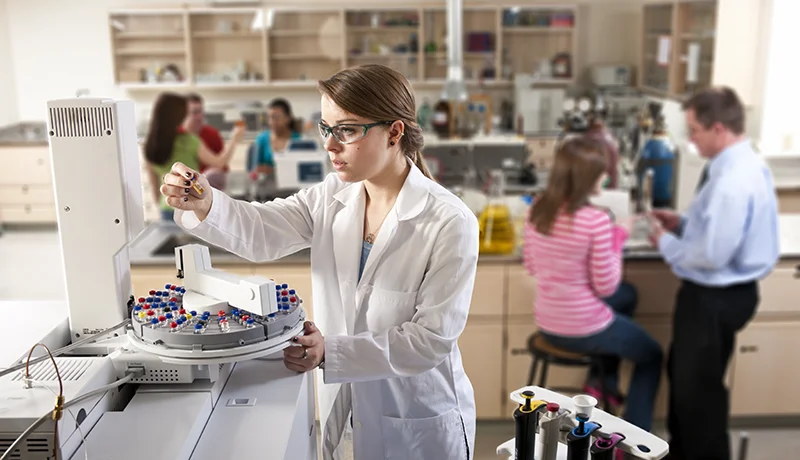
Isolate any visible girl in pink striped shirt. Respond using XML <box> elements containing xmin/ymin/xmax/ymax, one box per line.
<box><xmin>524</xmin><ymin>137</ymin><xmax>663</xmax><ymax>432</ymax></box>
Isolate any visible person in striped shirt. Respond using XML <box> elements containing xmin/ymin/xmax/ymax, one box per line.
<box><xmin>523</xmin><ymin>137</ymin><xmax>663</xmax><ymax>432</ymax></box>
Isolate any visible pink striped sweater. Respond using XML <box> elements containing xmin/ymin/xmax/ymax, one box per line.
<box><xmin>523</xmin><ymin>206</ymin><xmax>629</xmax><ymax>337</ymax></box>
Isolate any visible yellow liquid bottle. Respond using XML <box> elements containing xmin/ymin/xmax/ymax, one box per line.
<box><xmin>478</xmin><ymin>170</ymin><xmax>516</xmax><ymax>255</ymax></box>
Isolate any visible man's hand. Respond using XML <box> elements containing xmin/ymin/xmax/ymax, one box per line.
<box><xmin>283</xmin><ymin>321</ymin><xmax>325</xmax><ymax>373</ymax></box>
<box><xmin>647</xmin><ymin>215</ymin><xmax>666</xmax><ymax>247</ymax></box>
<box><xmin>651</xmin><ymin>209</ymin><xmax>682</xmax><ymax>232</ymax></box>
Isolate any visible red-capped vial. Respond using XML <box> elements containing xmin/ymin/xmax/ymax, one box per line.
<box><xmin>138</xmin><ymin>297</ymin><xmax>146</xmax><ymax>304</ymax></box>
<box><xmin>169</xmin><ymin>321</ymin><xmax>178</xmax><ymax>332</ymax></box>
<box><xmin>179</xmin><ymin>308</ymin><xmax>186</xmax><ymax>315</ymax></box>
<box><xmin>143</xmin><ymin>303</ymin><xmax>151</xmax><ymax>310</ymax></box>
<box><xmin>149</xmin><ymin>290</ymin><xmax>156</xmax><ymax>296</ymax></box>
<box><xmin>171</xmin><ymin>297</ymin><xmax>178</xmax><ymax>303</ymax></box>
<box><xmin>220</xmin><ymin>319</ymin><xmax>230</xmax><ymax>332</ymax></box>
<box><xmin>281</xmin><ymin>290</ymin><xmax>288</xmax><ymax>296</ymax></box>
<box><xmin>158</xmin><ymin>315</ymin><xmax>166</xmax><ymax>325</ymax></box>
<box><xmin>147</xmin><ymin>310</ymin><xmax>155</xmax><ymax>318</ymax></box>
<box><xmin>218</xmin><ymin>310</ymin><xmax>226</xmax><ymax>317</ymax></box>
<box><xmin>170</xmin><ymin>284</ymin><xmax>177</xmax><ymax>291</ymax></box>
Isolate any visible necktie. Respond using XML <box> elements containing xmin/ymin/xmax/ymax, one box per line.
<box><xmin>695</xmin><ymin>165</ymin><xmax>709</xmax><ymax>193</ymax></box>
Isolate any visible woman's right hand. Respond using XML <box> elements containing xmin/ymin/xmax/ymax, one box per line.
<box><xmin>160</xmin><ymin>162</ymin><xmax>213</xmax><ymax>222</ymax></box>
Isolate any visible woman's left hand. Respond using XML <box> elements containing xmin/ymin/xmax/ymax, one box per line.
<box><xmin>283</xmin><ymin>321</ymin><xmax>325</xmax><ymax>373</ymax></box>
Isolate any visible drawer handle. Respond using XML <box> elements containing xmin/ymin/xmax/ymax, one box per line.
<box><xmin>739</xmin><ymin>345</ymin><xmax>758</xmax><ymax>353</ymax></box>
<box><xmin>21</xmin><ymin>185</ymin><xmax>29</xmax><ymax>193</ymax></box>
<box><xmin>24</xmin><ymin>204</ymin><xmax>31</xmax><ymax>213</ymax></box>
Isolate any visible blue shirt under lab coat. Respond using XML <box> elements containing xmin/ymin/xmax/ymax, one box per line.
<box><xmin>250</xmin><ymin>130</ymin><xmax>301</xmax><ymax>170</ymax></box>
<box><xmin>658</xmin><ymin>139</ymin><xmax>780</xmax><ymax>287</ymax></box>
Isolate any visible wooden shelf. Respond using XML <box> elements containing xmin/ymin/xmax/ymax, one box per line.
<box><xmin>638</xmin><ymin>0</ymin><xmax>717</xmax><ymax>100</ymax></box>
<box><xmin>109</xmin><ymin>4</ymin><xmax>578</xmax><ymax>89</ymax></box>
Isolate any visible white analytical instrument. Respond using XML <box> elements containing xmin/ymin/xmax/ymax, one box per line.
<box><xmin>497</xmin><ymin>386</ymin><xmax>670</xmax><ymax>460</ymax></box>
<box><xmin>273</xmin><ymin>138</ymin><xmax>332</xmax><ymax>190</ymax></box>
<box><xmin>0</xmin><ymin>98</ymin><xmax>315</xmax><ymax>460</ymax></box>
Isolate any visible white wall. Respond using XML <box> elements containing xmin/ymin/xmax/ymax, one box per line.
<box><xmin>4</xmin><ymin>0</ymin><xmax>643</xmax><ymax>125</ymax></box>
<box><xmin>0</xmin><ymin>0</ymin><xmax>19</xmax><ymax>125</ymax></box>
<box><xmin>757</xmin><ymin>0</ymin><xmax>800</xmax><ymax>156</ymax></box>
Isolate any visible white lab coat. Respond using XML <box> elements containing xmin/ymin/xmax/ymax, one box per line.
<box><xmin>175</xmin><ymin>160</ymin><xmax>479</xmax><ymax>460</ymax></box>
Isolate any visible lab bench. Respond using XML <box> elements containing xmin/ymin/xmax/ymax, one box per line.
<box><xmin>128</xmin><ymin>216</ymin><xmax>800</xmax><ymax>423</ymax></box>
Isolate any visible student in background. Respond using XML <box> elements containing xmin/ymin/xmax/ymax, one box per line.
<box><xmin>184</xmin><ymin>93</ymin><xmax>227</xmax><ymax>190</ymax></box>
<box><xmin>523</xmin><ymin>137</ymin><xmax>663</xmax><ymax>433</ymax></box>
<box><xmin>144</xmin><ymin>92</ymin><xmax>244</xmax><ymax>221</ymax></box>
<box><xmin>250</xmin><ymin>98</ymin><xmax>302</xmax><ymax>174</ymax></box>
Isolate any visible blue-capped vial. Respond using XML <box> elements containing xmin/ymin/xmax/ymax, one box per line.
<box><xmin>193</xmin><ymin>323</ymin><xmax>204</xmax><ymax>334</ymax></box>
<box><xmin>146</xmin><ymin>296</ymin><xmax>154</xmax><ymax>303</ymax></box>
<box><xmin>275</xmin><ymin>285</ymin><xmax>281</xmax><ymax>291</ymax></box>
<box><xmin>177</xmin><ymin>317</ymin><xmax>185</xmax><ymax>327</ymax></box>
<box><xmin>190</xmin><ymin>310</ymin><xmax>197</xmax><ymax>317</ymax></box>
<box><xmin>133</xmin><ymin>305</ymin><xmax>142</xmax><ymax>312</ymax></box>
<box><xmin>245</xmin><ymin>318</ymin><xmax>255</xmax><ymax>328</ymax></box>
<box><xmin>289</xmin><ymin>289</ymin><xmax>296</xmax><ymax>295</ymax></box>
<box><xmin>267</xmin><ymin>312</ymin><xmax>276</xmax><ymax>322</ymax></box>
<box><xmin>164</xmin><ymin>284</ymin><xmax>171</xmax><ymax>290</ymax></box>
<box><xmin>165</xmin><ymin>312</ymin><xmax>173</xmax><ymax>320</ymax></box>
<box><xmin>160</xmin><ymin>301</ymin><xmax>167</xmax><ymax>309</ymax></box>
<box><xmin>281</xmin><ymin>283</ymin><xmax>288</xmax><ymax>289</ymax></box>
<box><xmin>150</xmin><ymin>318</ymin><xmax>160</xmax><ymax>328</ymax></box>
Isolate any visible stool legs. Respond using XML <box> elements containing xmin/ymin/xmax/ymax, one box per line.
<box><xmin>527</xmin><ymin>355</ymin><xmax>540</xmax><ymax>387</ymax></box>
<box><xmin>596</xmin><ymin>360</ymin><xmax>613</xmax><ymax>414</ymax></box>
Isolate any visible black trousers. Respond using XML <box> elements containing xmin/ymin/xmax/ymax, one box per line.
<box><xmin>667</xmin><ymin>280</ymin><xmax>758</xmax><ymax>460</ymax></box>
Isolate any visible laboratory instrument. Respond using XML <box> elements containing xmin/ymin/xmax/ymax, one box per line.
<box><xmin>273</xmin><ymin>138</ymin><xmax>331</xmax><ymax>190</ymax></box>
<box><xmin>0</xmin><ymin>98</ymin><xmax>316</xmax><ymax>460</ymax></box>
<box><xmin>638</xmin><ymin>113</ymin><xmax>676</xmax><ymax>208</ymax></box>
<box><xmin>478</xmin><ymin>169</ymin><xmax>516</xmax><ymax>255</ymax></box>
<box><xmin>496</xmin><ymin>386</ymin><xmax>670</xmax><ymax>460</ymax></box>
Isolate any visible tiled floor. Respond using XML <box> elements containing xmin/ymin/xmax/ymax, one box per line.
<box><xmin>2</xmin><ymin>228</ymin><xmax>800</xmax><ymax>459</ymax></box>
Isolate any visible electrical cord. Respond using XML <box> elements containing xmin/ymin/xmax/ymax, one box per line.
<box><xmin>0</xmin><ymin>319</ymin><xmax>131</xmax><ymax>380</ymax></box>
<box><xmin>0</xmin><ymin>373</ymin><xmax>137</xmax><ymax>460</ymax></box>
<box><xmin>27</xmin><ymin>378</ymin><xmax>89</xmax><ymax>460</ymax></box>
<box><xmin>24</xmin><ymin>343</ymin><xmax>64</xmax><ymax>460</ymax></box>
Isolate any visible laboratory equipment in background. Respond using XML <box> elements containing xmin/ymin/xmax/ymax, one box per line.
<box><xmin>496</xmin><ymin>386</ymin><xmax>669</xmax><ymax>460</ymax></box>
<box><xmin>514</xmin><ymin>74</ymin><xmax>565</xmax><ymax>135</ymax></box>
<box><xmin>0</xmin><ymin>98</ymin><xmax>316</xmax><ymax>460</ymax></box>
<box><xmin>556</xmin><ymin>97</ymin><xmax>593</xmax><ymax>142</ymax></box>
<box><xmin>591</xmin><ymin>65</ymin><xmax>633</xmax><ymax>88</ymax></box>
<box><xmin>273</xmin><ymin>138</ymin><xmax>332</xmax><ymax>190</ymax></box>
<box><xmin>478</xmin><ymin>169</ymin><xmax>516</xmax><ymax>255</ymax></box>
<box><xmin>638</xmin><ymin>114</ymin><xmax>676</xmax><ymax>208</ymax></box>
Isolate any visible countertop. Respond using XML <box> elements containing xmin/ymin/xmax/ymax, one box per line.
<box><xmin>130</xmin><ymin>214</ymin><xmax>800</xmax><ymax>267</ymax></box>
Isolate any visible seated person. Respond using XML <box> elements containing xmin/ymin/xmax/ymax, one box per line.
<box><xmin>144</xmin><ymin>92</ymin><xmax>244</xmax><ymax>221</ymax></box>
<box><xmin>522</xmin><ymin>137</ymin><xmax>663</xmax><ymax>433</ymax></box>
<box><xmin>183</xmin><ymin>92</ymin><xmax>227</xmax><ymax>190</ymax></box>
<box><xmin>250</xmin><ymin>98</ymin><xmax>302</xmax><ymax>174</ymax></box>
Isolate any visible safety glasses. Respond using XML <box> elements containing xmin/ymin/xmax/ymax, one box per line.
<box><xmin>318</xmin><ymin>121</ymin><xmax>393</xmax><ymax>145</ymax></box>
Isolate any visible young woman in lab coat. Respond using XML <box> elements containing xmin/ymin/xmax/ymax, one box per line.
<box><xmin>159</xmin><ymin>64</ymin><xmax>479</xmax><ymax>460</ymax></box>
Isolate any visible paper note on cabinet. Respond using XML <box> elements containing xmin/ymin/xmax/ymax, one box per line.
<box><xmin>657</xmin><ymin>36</ymin><xmax>671</xmax><ymax>66</ymax></box>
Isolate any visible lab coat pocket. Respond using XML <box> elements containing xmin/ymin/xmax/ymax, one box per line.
<box><xmin>381</xmin><ymin>407</ymin><xmax>468</xmax><ymax>460</ymax></box>
<box><xmin>365</xmin><ymin>288</ymin><xmax>418</xmax><ymax>331</ymax></box>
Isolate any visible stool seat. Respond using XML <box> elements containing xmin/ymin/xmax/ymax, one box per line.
<box><xmin>528</xmin><ymin>332</ymin><xmax>593</xmax><ymax>364</ymax></box>
<box><xmin>523</xmin><ymin>331</ymin><xmax>614</xmax><ymax>413</ymax></box>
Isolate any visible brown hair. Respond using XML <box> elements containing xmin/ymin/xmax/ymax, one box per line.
<box><xmin>681</xmin><ymin>86</ymin><xmax>745</xmax><ymax>135</ymax></box>
<box><xmin>317</xmin><ymin>64</ymin><xmax>433</xmax><ymax>180</ymax></box>
<box><xmin>145</xmin><ymin>92</ymin><xmax>188</xmax><ymax>166</ymax></box>
<box><xmin>186</xmin><ymin>92</ymin><xmax>203</xmax><ymax>104</ymax></box>
<box><xmin>529</xmin><ymin>137</ymin><xmax>609</xmax><ymax>235</ymax></box>
<box><xmin>268</xmin><ymin>98</ymin><xmax>302</xmax><ymax>133</ymax></box>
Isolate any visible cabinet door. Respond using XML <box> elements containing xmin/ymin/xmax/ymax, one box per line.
<box><xmin>0</xmin><ymin>147</ymin><xmax>52</xmax><ymax>185</ymax></box>
<box><xmin>459</xmin><ymin>319</ymin><xmax>504</xmax><ymax>419</ymax></box>
<box><xmin>469</xmin><ymin>264</ymin><xmax>506</xmax><ymax>317</ymax></box>
<box><xmin>617</xmin><ymin>321</ymin><xmax>672</xmax><ymax>420</ymax></box>
<box><xmin>777</xmin><ymin>190</ymin><xmax>800</xmax><ymax>214</ymax></box>
<box><xmin>506</xmin><ymin>265</ymin><xmax>536</xmax><ymax>317</ymax></box>
<box><xmin>254</xmin><ymin>265</ymin><xmax>314</xmax><ymax>321</ymax></box>
<box><xmin>623</xmin><ymin>261</ymin><xmax>680</xmax><ymax>316</ymax></box>
<box><xmin>730</xmin><ymin>321</ymin><xmax>800</xmax><ymax>416</ymax></box>
<box><xmin>0</xmin><ymin>204</ymin><xmax>56</xmax><ymax>223</ymax></box>
<box><xmin>757</xmin><ymin>261</ymin><xmax>800</xmax><ymax>314</ymax></box>
<box><xmin>504</xmin><ymin>320</ymin><xmax>588</xmax><ymax>417</ymax></box>
<box><xmin>131</xmin><ymin>267</ymin><xmax>181</xmax><ymax>296</ymax></box>
<box><xmin>0</xmin><ymin>184</ymin><xmax>55</xmax><ymax>204</ymax></box>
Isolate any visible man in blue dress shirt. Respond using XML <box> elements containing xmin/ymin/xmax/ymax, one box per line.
<box><xmin>648</xmin><ymin>87</ymin><xmax>780</xmax><ymax>460</ymax></box>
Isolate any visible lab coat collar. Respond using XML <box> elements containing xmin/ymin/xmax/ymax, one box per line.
<box><xmin>332</xmin><ymin>157</ymin><xmax>430</xmax><ymax>222</ymax></box>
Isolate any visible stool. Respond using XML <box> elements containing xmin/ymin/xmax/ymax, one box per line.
<box><xmin>519</xmin><ymin>332</ymin><xmax>614</xmax><ymax>413</ymax></box>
